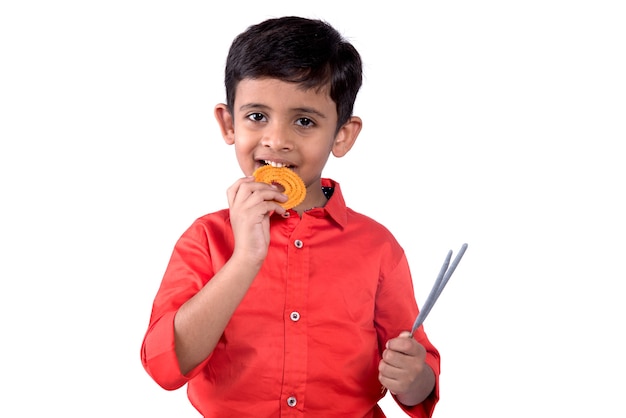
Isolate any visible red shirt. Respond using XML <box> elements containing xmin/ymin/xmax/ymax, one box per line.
<box><xmin>141</xmin><ymin>179</ymin><xmax>440</xmax><ymax>417</ymax></box>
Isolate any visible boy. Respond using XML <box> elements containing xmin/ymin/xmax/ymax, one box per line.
<box><xmin>141</xmin><ymin>16</ymin><xmax>440</xmax><ymax>417</ymax></box>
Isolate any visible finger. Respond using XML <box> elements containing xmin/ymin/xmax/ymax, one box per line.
<box><xmin>383</xmin><ymin>335</ymin><xmax>415</xmax><ymax>365</ymax></box>
<box><xmin>245</xmin><ymin>187</ymin><xmax>288</xmax><ymax>209</ymax></box>
<box><xmin>230</xmin><ymin>179</ymin><xmax>288</xmax><ymax>209</ymax></box>
<box><xmin>378</xmin><ymin>358</ymin><xmax>404</xmax><ymax>391</ymax></box>
<box><xmin>227</xmin><ymin>176</ymin><xmax>255</xmax><ymax>207</ymax></box>
<box><xmin>386</xmin><ymin>336</ymin><xmax>416</xmax><ymax>356</ymax></box>
<box><xmin>379</xmin><ymin>350</ymin><xmax>422</xmax><ymax>395</ymax></box>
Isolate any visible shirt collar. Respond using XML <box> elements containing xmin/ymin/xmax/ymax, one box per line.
<box><xmin>317</xmin><ymin>178</ymin><xmax>348</xmax><ymax>229</ymax></box>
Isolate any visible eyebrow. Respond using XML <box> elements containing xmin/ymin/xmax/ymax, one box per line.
<box><xmin>239</xmin><ymin>103</ymin><xmax>327</xmax><ymax>119</ymax></box>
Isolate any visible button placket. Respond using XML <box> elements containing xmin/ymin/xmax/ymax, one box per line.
<box><xmin>283</xmin><ymin>223</ymin><xmax>308</xmax><ymax>414</ymax></box>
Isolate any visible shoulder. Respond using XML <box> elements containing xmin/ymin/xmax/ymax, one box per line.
<box><xmin>346</xmin><ymin>207</ymin><xmax>393</xmax><ymax>233</ymax></box>
<box><xmin>179</xmin><ymin>209</ymin><xmax>232</xmax><ymax>241</ymax></box>
<box><xmin>342</xmin><ymin>208</ymin><xmax>410</xmax><ymax>275</ymax></box>
<box><xmin>193</xmin><ymin>208</ymin><xmax>231</xmax><ymax>225</ymax></box>
<box><xmin>345</xmin><ymin>207</ymin><xmax>402</xmax><ymax>247</ymax></box>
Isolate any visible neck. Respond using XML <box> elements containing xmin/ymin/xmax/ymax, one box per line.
<box><xmin>293</xmin><ymin>183</ymin><xmax>328</xmax><ymax>216</ymax></box>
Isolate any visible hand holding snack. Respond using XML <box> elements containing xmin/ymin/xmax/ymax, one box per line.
<box><xmin>253</xmin><ymin>165</ymin><xmax>306</xmax><ymax>210</ymax></box>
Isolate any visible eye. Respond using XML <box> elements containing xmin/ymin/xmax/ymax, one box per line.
<box><xmin>247</xmin><ymin>112</ymin><xmax>266</xmax><ymax>122</ymax></box>
<box><xmin>295</xmin><ymin>117</ymin><xmax>315</xmax><ymax>128</ymax></box>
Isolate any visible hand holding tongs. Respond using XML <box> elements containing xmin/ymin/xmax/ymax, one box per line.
<box><xmin>409</xmin><ymin>243</ymin><xmax>468</xmax><ymax>337</ymax></box>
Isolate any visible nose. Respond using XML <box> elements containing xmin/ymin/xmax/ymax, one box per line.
<box><xmin>261</xmin><ymin>123</ymin><xmax>293</xmax><ymax>151</ymax></box>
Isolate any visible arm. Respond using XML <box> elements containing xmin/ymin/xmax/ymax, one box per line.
<box><xmin>374</xmin><ymin>251</ymin><xmax>440</xmax><ymax>417</ymax></box>
<box><xmin>173</xmin><ymin>251</ymin><xmax>262</xmax><ymax>374</ymax></box>
<box><xmin>174</xmin><ymin>177</ymin><xmax>287</xmax><ymax>374</ymax></box>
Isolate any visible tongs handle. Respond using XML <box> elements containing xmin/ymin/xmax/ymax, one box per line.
<box><xmin>409</xmin><ymin>243</ymin><xmax>468</xmax><ymax>337</ymax></box>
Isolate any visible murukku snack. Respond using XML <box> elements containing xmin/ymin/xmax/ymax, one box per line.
<box><xmin>253</xmin><ymin>165</ymin><xmax>306</xmax><ymax>209</ymax></box>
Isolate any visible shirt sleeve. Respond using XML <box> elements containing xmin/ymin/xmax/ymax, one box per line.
<box><xmin>375</xmin><ymin>249</ymin><xmax>441</xmax><ymax>418</ymax></box>
<box><xmin>140</xmin><ymin>219</ymin><xmax>218</xmax><ymax>390</ymax></box>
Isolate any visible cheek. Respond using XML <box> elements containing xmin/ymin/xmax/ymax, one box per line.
<box><xmin>233</xmin><ymin>143</ymin><xmax>256</xmax><ymax>167</ymax></box>
<box><xmin>234</xmin><ymin>136</ymin><xmax>257</xmax><ymax>154</ymax></box>
<box><xmin>316</xmin><ymin>147</ymin><xmax>334</xmax><ymax>164</ymax></box>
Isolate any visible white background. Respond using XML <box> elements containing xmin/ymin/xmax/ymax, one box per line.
<box><xmin>1</xmin><ymin>1</ymin><xmax>624</xmax><ymax>417</ymax></box>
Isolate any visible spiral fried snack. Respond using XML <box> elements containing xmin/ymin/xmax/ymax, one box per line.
<box><xmin>253</xmin><ymin>165</ymin><xmax>306</xmax><ymax>209</ymax></box>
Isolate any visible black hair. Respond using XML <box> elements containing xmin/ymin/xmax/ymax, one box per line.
<box><xmin>224</xmin><ymin>16</ymin><xmax>362</xmax><ymax>130</ymax></box>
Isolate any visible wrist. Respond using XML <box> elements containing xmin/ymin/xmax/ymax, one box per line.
<box><xmin>229</xmin><ymin>249</ymin><xmax>265</xmax><ymax>273</ymax></box>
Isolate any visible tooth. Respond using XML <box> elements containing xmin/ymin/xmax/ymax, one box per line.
<box><xmin>266</xmin><ymin>161</ymin><xmax>284</xmax><ymax>168</ymax></box>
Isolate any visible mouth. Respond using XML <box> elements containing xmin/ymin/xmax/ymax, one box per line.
<box><xmin>258</xmin><ymin>159</ymin><xmax>295</xmax><ymax>169</ymax></box>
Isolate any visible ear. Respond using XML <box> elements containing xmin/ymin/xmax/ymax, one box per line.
<box><xmin>332</xmin><ymin>116</ymin><xmax>362</xmax><ymax>158</ymax></box>
<box><xmin>214</xmin><ymin>103</ymin><xmax>235</xmax><ymax>145</ymax></box>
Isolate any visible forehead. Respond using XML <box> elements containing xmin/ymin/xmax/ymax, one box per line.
<box><xmin>234</xmin><ymin>78</ymin><xmax>335</xmax><ymax>112</ymax></box>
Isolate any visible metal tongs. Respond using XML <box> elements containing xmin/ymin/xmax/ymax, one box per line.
<box><xmin>409</xmin><ymin>243</ymin><xmax>468</xmax><ymax>337</ymax></box>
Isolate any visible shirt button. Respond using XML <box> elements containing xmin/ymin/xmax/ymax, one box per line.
<box><xmin>282</xmin><ymin>211</ymin><xmax>290</xmax><ymax>218</ymax></box>
<box><xmin>294</xmin><ymin>239</ymin><xmax>303</xmax><ymax>248</ymax></box>
<box><xmin>287</xmin><ymin>396</ymin><xmax>297</xmax><ymax>407</ymax></box>
<box><xmin>290</xmin><ymin>311</ymin><xmax>300</xmax><ymax>321</ymax></box>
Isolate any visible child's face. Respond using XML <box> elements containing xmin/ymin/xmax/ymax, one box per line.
<box><xmin>226</xmin><ymin>78</ymin><xmax>341</xmax><ymax>188</ymax></box>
